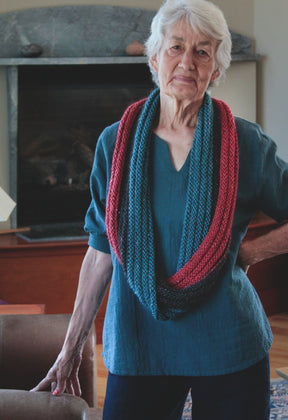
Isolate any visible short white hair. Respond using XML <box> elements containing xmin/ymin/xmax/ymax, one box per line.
<box><xmin>145</xmin><ymin>0</ymin><xmax>232</xmax><ymax>87</ymax></box>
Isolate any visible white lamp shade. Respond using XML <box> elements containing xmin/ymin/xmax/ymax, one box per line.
<box><xmin>0</xmin><ymin>187</ymin><xmax>16</xmax><ymax>222</ymax></box>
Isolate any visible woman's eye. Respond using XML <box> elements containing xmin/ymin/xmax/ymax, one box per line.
<box><xmin>168</xmin><ymin>45</ymin><xmax>183</xmax><ymax>56</ymax></box>
<box><xmin>197</xmin><ymin>49</ymin><xmax>210</xmax><ymax>61</ymax></box>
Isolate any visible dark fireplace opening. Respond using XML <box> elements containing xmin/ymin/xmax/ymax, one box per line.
<box><xmin>17</xmin><ymin>63</ymin><xmax>154</xmax><ymax>239</ymax></box>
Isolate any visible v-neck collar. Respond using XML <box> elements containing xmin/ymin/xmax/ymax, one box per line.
<box><xmin>153</xmin><ymin>134</ymin><xmax>192</xmax><ymax>173</ymax></box>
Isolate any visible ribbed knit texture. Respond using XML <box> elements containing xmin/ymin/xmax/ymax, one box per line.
<box><xmin>177</xmin><ymin>93</ymin><xmax>213</xmax><ymax>270</ymax></box>
<box><xmin>106</xmin><ymin>88</ymin><xmax>239</xmax><ymax>320</ymax></box>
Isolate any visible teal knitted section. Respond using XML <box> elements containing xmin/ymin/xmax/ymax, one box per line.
<box><xmin>127</xmin><ymin>88</ymin><xmax>160</xmax><ymax>319</ymax></box>
<box><xmin>126</xmin><ymin>89</ymin><xmax>214</xmax><ymax>319</ymax></box>
<box><xmin>177</xmin><ymin>93</ymin><xmax>213</xmax><ymax>270</ymax></box>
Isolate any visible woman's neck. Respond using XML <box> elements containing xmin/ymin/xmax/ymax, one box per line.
<box><xmin>157</xmin><ymin>93</ymin><xmax>202</xmax><ymax>132</ymax></box>
<box><xmin>154</xmin><ymin>94</ymin><xmax>203</xmax><ymax>147</ymax></box>
<box><xmin>153</xmin><ymin>95</ymin><xmax>203</xmax><ymax>171</ymax></box>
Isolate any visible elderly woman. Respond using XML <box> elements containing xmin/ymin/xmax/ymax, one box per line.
<box><xmin>32</xmin><ymin>0</ymin><xmax>288</xmax><ymax>419</ymax></box>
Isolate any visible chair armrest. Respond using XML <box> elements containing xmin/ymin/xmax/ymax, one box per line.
<box><xmin>0</xmin><ymin>314</ymin><xmax>97</xmax><ymax>407</ymax></box>
<box><xmin>0</xmin><ymin>390</ymin><xmax>91</xmax><ymax>420</ymax></box>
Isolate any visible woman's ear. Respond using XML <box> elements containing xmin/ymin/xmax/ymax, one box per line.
<box><xmin>211</xmin><ymin>68</ymin><xmax>220</xmax><ymax>82</ymax></box>
<box><xmin>150</xmin><ymin>54</ymin><xmax>159</xmax><ymax>73</ymax></box>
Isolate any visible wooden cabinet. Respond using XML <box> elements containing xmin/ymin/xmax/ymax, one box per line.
<box><xmin>1</xmin><ymin>215</ymin><xmax>288</xmax><ymax>343</ymax></box>
<box><xmin>0</xmin><ymin>234</ymin><xmax>107</xmax><ymax>343</ymax></box>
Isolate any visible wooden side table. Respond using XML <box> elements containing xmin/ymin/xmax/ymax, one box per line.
<box><xmin>0</xmin><ymin>304</ymin><xmax>45</xmax><ymax>314</ymax></box>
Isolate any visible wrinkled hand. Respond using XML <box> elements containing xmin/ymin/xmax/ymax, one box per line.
<box><xmin>237</xmin><ymin>255</ymin><xmax>250</xmax><ymax>274</ymax></box>
<box><xmin>237</xmin><ymin>240</ymin><xmax>254</xmax><ymax>274</ymax></box>
<box><xmin>30</xmin><ymin>350</ymin><xmax>82</xmax><ymax>397</ymax></box>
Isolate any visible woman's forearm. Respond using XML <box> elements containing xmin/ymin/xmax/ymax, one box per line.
<box><xmin>239</xmin><ymin>222</ymin><xmax>288</xmax><ymax>269</ymax></box>
<box><xmin>61</xmin><ymin>246</ymin><xmax>113</xmax><ymax>356</ymax></box>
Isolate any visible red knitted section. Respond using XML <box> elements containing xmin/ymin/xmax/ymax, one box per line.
<box><xmin>167</xmin><ymin>98</ymin><xmax>239</xmax><ymax>289</ymax></box>
<box><xmin>106</xmin><ymin>98</ymin><xmax>146</xmax><ymax>263</ymax></box>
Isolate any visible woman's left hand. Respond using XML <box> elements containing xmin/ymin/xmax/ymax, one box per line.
<box><xmin>237</xmin><ymin>241</ymin><xmax>253</xmax><ymax>273</ymax></box>
<box><xmin>238</xmin><ymin>221</ymin><xmax>288</xmax><ymax>274</ymax></box>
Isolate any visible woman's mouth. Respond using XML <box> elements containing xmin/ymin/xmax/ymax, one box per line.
<box><xmin>173</xmin><ymin>75</ymin><xmax>195</xmax><ymax>84</ymax></box>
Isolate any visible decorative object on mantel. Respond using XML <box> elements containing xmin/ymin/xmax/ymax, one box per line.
<box><xmin>0</xmin><ymin>5</ymin><xmax>258</xmax><ymax>62</ymax></box>
<box><xmin>20</xmin><ymin>43</ymin><xmax>43</xmax><ymax>58</ymax></box>
<box><xmin>125</xmin><ymin>40</ymin><xmax>145</xmax><ymax>56</ymax></box>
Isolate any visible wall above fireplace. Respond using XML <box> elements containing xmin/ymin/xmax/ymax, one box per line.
<box><xmin>0</xmin><ymin>5</ymin><xmax>257</xmax><ymax>61</ymax></box>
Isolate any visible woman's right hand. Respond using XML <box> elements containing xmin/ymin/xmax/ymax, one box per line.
<box><xmin>30</xmin><ymin>248</ymin><xmax>112</xmax><ymax>397</ymax></box>
<box><xmin>30</xmin><ymin>348</ymin><xmax>83</xmax><ymax>397</ymax></box>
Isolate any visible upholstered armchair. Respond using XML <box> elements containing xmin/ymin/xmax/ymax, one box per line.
<box><xmin>0</xmin><ymin>313</ymin><xmax>102</xmax><ymax>419</ymax></box>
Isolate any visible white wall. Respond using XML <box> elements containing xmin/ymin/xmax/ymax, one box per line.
<box><xmin>0</xmin><ymin>68</ymin><xmax>10</xmax><ymax>230</ymax></box>
<box><xmin>212</xmin><ymin>62</ymin><xmax>257</xmax><ymax>122</ymax></box>
<box><xmin>214</xmin><ymin>0</ymin><xmax>254</xmax><ymax>38</ymax></box>
<box><xmin>254</xmin><ymin>0</ymin><xmax>288</xmax><ymax>160</ymax></box>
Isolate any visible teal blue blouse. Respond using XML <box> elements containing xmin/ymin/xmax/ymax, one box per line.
<box><xmin>85</xmin><ymin>116</ymin><xmax>288</xmax><ymax>376</ymax></box>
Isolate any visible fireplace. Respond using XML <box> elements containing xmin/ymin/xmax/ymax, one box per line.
<box><xmin>0</xmin><ymin>5</ymin><xmax>258</xmax><ymax>238</ymax></box>
<box><xmin>17</xmin><ymin>63</ymin><xmax>154</xmax><ymax>234</ymax></box>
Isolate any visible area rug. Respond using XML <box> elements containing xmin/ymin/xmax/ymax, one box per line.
<box><xmin>181</xmin><ymin>379</ymin><xmax>288</xmax><ymax>419</ymax></box>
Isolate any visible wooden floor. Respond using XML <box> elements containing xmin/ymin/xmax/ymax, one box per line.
<box><xmin>96</xmin><ymin>313</ymin><xmax>288</xmax><ymax>409</ymax></box>
<box><xmin>269</xmin><ymin>313</ymin><xmax>288</xmax><ymax>378</ymax></box>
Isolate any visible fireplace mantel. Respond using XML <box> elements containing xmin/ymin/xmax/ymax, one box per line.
<box><xmin>0</xmin><ymin>53</ymin><xmax>259</xmax><ymax>67</ymax></box>
<box><xmin>0</xmin><ymin>57</ymin><xmax>148</xmax><ymax>66</ymax></box>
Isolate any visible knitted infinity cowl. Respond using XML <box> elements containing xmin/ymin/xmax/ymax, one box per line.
<box><xmin>106</xmin><ymin>88</ymin><xmax>239</xmax><ymax>321</ymax></box>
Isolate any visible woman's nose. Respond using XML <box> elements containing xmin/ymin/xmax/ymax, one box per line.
<box><xmin>179</xmin><ymin>50</ymin><xmax>195</xmax><ymax>70</ymax></box>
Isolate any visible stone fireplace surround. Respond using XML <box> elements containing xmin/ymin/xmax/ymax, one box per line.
<box><xmin>0</xmin><ymin>5</ymin><xmax>258</xmax><ymax>234</ymax></box>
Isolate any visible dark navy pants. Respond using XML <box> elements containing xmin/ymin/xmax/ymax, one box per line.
<box><xmin>103</xmin><ymin>355</ymin><xmax>270</xmax><ymax>420</ymax></box>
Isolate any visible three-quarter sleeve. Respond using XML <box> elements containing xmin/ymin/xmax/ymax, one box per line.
<box><xmin>236</xmin><ymin>117</ymin><xmax>288</xmax><ymax>224</ymax></box>
<box><xmin>84</xmin><ymin>123</ymin><xmax>119</xmax><ymax>253</ymax></box>
<box><xmin>255</xmin><ymin>130</ymin><xmax>288</xmax><ymax>222</ymax></box>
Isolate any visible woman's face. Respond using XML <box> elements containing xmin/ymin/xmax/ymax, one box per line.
<box><xmin>150</xmin><ymin>19</ymin><xmax>220</xmax><ymax>105</ymax></box>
